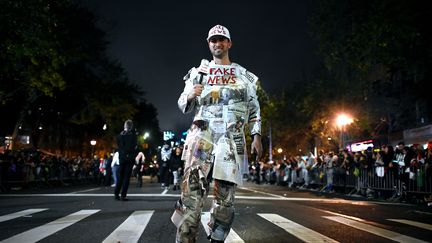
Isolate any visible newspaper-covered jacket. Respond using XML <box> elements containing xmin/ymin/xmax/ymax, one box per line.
<box><xmin>178</xmin><ymin>60</ymin><xmax>261</xmax><ymax>185</ymax></box>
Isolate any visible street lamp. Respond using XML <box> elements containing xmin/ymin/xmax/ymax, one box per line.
<box><xmin>336</xmin><ymin>113</ymin><xmax>353</xmax><ymax>150</ymax></box>
<box><xmin>143</xmin><ymin>132</ymin><xmax>150</xmax><ymax>140</ymax></box>
<box><xmin>276</xmin><ymin>147</ymin><xmax>285</xmax><ymax>163</ymax></box>
<box><xmin>142</xmin><ymin>131</ymin><xmax>150</xmax><ymax>151</ymax></box>
<box><xmin>90</xmin><ymin>139</ymin><xmax>97</xmax><ymax>157</ymax></box>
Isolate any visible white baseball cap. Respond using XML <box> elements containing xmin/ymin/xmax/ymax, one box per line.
<box><xmin>207</xmin><ymin>24</ymin><xmax>231</xmax><ymax>41</ymax></box>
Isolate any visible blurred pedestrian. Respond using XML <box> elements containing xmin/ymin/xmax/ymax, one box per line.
<box><xmin>135</xmin><ymin>151</ymin><xmax>145</xmax><ymax>187</ymax></box>
<box><xmin>114</xmin><ymin>119</ymin><xmax>138</xmax><ymax>201</ymax></box>
<box><xmin>111</xmin><ymin>150</ymin><xmax>119</xmax><ymax>187</ymax></box>
<box><xmin>158</xmin><ymin>141</ymin><xmax>172</xmax><ymax>189</ymax></box>
<box><xmin>104</xmin><ymin>152</ymin><xmax>113</xmax><ymax>187</ymax></box>
<box><xmin>171</xmin><ymin>147</ymin><xmax>183</xmax><ymax>191</ymax></box>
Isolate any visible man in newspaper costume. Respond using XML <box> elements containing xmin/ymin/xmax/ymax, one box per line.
<box><xmin>172</xmin><ymin>24</ymin><xmax>262</xmax><ymax>243</ymax></box>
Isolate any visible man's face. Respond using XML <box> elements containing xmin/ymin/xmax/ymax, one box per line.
<box><xmin>208</xmin><ymin>36</ymin><xmax>231</xmax><ymax>58</ymax></box>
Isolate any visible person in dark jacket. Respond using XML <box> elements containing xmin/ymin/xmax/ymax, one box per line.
<box><xmin>157</xmin><ymin>141</ymin><xmax>172</xmax><ymax>189</ymax></box>
<box><xmin>114</xmin><ymin>119</ymin><xmax>138</xmax><ymax>201</ymax></box>
<box><xmin>171</xmin><ymin>147</ymin><xmax>184</xmax><ymax>190</ymax></box>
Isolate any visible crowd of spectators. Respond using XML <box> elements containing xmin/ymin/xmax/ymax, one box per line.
<box><xmin>0</xmin><ymin>147</ymin><xmax>181</xmax><ymax>192</ymax></box>
<box><xmin>3</xmin><ymin>141</ymin><xmax>432</xmax><ymax>205</ymax></box>
<box><xmin>0</xmin><ymin>149</ymin><xmax>105</xmax><ymax>191</ymax></box>
<box><xmin>249</xmin><ymin>141</ymin><xmax>432</xmax><ymax>204</ymax></box>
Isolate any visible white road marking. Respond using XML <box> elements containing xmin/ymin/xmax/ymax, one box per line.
<box><xmin>200</xmin><ymin>212</ymin><xmax>244</xmax><ymax>243</ymax></box>
<box><xmin>0</xmin><ymin>193</ymin><xmax>180</xmax><ymax>198</ymax></box>
<box><xmin>323</xmin><ymin>216</ymin><xmax>428</xmax><ymax>243</ymax></box>
<box><xmin>102</xmin><ymin>210</ymin><xmax>153</xmax><ymax>243</ymax></box>
<box><xmin>68</xmin><ymin>188</ymin><xmax>101</xmax><ymax>194</ymax></box>
<box><xmin>388</xmin><ymin>219</ymin><xmax>432</xmax><ymax>231</ymax></box>
<box><xmin>318</xmin><ymin>209</ymin><xmax>391</xmax><ymax>229</ymax></box>
<box><xmin>0</xmin><ymin>209</ymin><xmax>48</xmax><ymax>223</ymax></box>
<box><xmin>161</xmin><ymin>188</ymin><xmax>169</xmax><ymax>195</ymax></box>
<box><xmin>238</xmin><ymin>187</ymin><xmax>374</xmax><ymax>205</ymax></box>
<box><xmin>1</xmin><ymin>209</ymin><xmax>100</xmax><ymax>243</ymax></box>
<box><xmin>413</xmin><ymin>210</ymin><xmax>432</xmax><ymax>216</ymax></box>
<box><xmin>238</xmin><ymin>187</ymin><xmax>286</xmax><ymax>199</ymax></box>
<box><xmin>0</xmin><ymin>194</ymin><xmax>373</xmax><ymax>204</ymax></box>
<box><xmin>319</xmin><ymin>210</ymin><xmax>366</xmax><ymax>222</ymax></box>
<box><xmin>200</xmin><ymin>212</ymin><xmax>212</xmax><ymax>237</ymax></box>
<box><xmin>259</xmin><ymin>213</ymin><xmax>338</xmax><ymax>243</ymax></box>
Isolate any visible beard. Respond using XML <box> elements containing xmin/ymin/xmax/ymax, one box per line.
<box><xmin>211</xmin><ymin>48</ymin><xmax>226</xmax><ymax>59</ymax></box>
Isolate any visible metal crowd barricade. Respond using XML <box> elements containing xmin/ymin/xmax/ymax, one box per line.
<box><xmin>340</xmin><ymin>165</ymin><xmax>431</xmax><ymax>199</ymax></box>
<box><xmin>330</xmin><ymin>167</ymin><xmax>355</xmax><ymax>193</ymax></box>
<box><xmin>405</xmin><ymin>165</ymin><xmax>432</xmax><ymax>194</ymax></box>
<box><xmin>1</xmin><ymin>160</ymin><xmax>95</xmax><ymax>191</ymax></box>
<box><xmin>363</xmin><ymin>168</ymin><xmax>401</xmax><ymax>193</ymax></box>
<box><xmin>272</xmin><ymin>162</ymin><xmax>431</xmax><ymax>201</ymax></box>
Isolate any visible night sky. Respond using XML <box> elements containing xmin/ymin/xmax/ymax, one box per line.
<box><xmin>81</xmin><ymin>0</ymin><xmax>320</xmax><ymax>134</ymax></box>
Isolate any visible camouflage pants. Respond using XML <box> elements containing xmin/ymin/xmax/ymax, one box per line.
<box><xmin>173</xmin><ymin>167</ymin><xmax>236</xmax><ymax>243</ymax></box>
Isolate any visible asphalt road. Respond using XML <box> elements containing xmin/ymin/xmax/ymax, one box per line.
<box><xmin>1</xmin><ymin>178</ymin><xmax>432</xmax><ymax>243</ymax></box>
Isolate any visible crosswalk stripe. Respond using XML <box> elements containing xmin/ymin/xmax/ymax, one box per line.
<box><xmin>102</xmin><ymin>210</ymin><xmax>154</xmax><ymax>243</ymax></box>
<box><xmin>323</xmin><ymin>216</ymin><xmax>428</xmax><ymax>243</ymax></box>
<box><xmin>4</xmin><ymin>208</ymin><xmax>431</xmax><ymax>243</ymax></box>
<box><xmin>1</xmin><ymin>209</ymin><xmax>100</xmax><ymax>243</ymax></box>
<box><xmin>387</xmin><ymin>219</ymin><xmax>432</xmax><ymax>231</ymax></box>
<box><xmin>200</xmin><ymin>212</ymin><xmax>212</xmax><ymax>237</ymax></box>
<box><xmin>0</xmin><ymin>209</ymin><xmax>48</xmax><ymax>223</ymax></box>
<box><xmin>161</xmin><ymin>188</ymin><xmax>169</xmax><ymax>195</ymax></box>
<box><xmin>258</xmin><ymin>213</ymin><xmax>338</xmax><ymax>243</ymax></box>
<box><xmin>200</xmin><ymin>212</ymin><xmax>245</xmax><ymax>243</ymax></box>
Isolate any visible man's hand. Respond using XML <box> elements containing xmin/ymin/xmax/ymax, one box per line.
<box><xmin>187</xmin><ymin>60</ymin><xmax>208</xmax><ymax>102</ymax></box>
<box><xmin>251</xmin><ymin>134</ymin><xmax>262</xmax><ymax>161</ymax></box>
<box><xmin>187</xmin><ymin>84</ymin><xmax>204</xmax><ymax>101</ymax></box>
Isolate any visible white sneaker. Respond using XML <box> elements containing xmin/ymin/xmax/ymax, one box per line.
<box><xmin>111</xmin><ymin>184</ymin><xmax>116</xmax><ymax>187</ymax></box>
